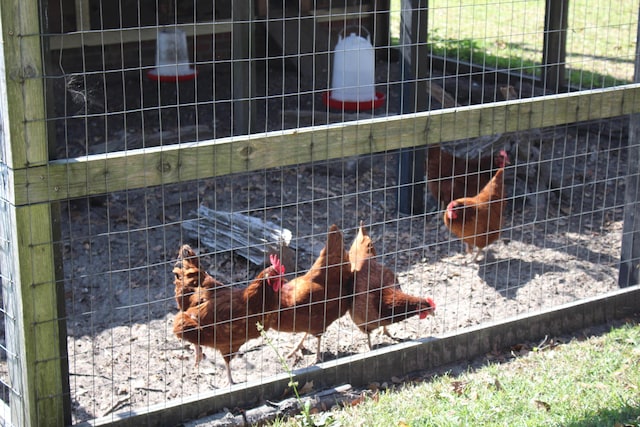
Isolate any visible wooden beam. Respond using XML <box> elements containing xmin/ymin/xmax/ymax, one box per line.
<box><xmin>48</xmin><ymin>5</ymin><xmax>368</xmax><ymax>51</ymax></box>
<box><xmin>48</xmin><ymin>21</ymin><xmax>233</xmax><ymax>50</ymax></box>
<box><xmin>619</xmin><ymin>5</ymin><xmax>640</xmax><ymax>288</ymax></box>
<box><xmin>398</xmin><ymin>0</ymin><xmax>429</xmax><ymax>215</ymax></box>
<box><xmin>542</xmin><ymin>0</ymin><xmax>569</xmax><ymax>92</ymax></box>
<box><xmin>11</xmin><ymin>84</ymin><xmax>640</xmax><ymax>206</ymax></box>
<box><xmin>0</xmin><ymin>0</ymin><xmax>70</xmax><ymax>425</ymax></box>
<box><xmin>373</xmin><ymin>0</ymin><xmax>391</xmax><ymax>49</ymax></box>
<box><xmin>74</xmin><ymin>0</ymin><xmax>90</xmax><ymax>31</ymax></box>
<box><xmin>232</xmin><ymin>0</ymin><xmax>254</xmax><ymax>135</ymax></box>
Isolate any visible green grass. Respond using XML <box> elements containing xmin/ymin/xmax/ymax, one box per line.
<box><xmin>268</xmin><ymin>321</ymin><xmax>640</xmax><ymax>426</ymax></box>
<box><xmin>389</xmin><ymin>0</ymin><xmax>638</xmax><ymax>88</ymax></box>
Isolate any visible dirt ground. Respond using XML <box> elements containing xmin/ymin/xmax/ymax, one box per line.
<box><xmin>0</xmin><ymin>54</ymin><xmax>632</xmax><ymax>424</ymax></box>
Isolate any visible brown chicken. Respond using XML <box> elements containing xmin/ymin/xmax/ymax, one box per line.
<box><xmin>172</xmin><ymin>251</ymin><xmax>286</xmax><ymax>385</ymax></box>
<box><xmin>265</xmin><ymin>224</ymin><xmax>353</xmax><ymax>361</ymax></box>
<box><xmin>444</xmin><ymin>167</ymin><xmax>506</xmax><ymax>261</ymax></box>
<box><xmin>172</xmin><ymin>245</ymin><xmax>222</xmax><ymax>312</ymax></box>
<box><xmin>427</xmin><ymin>144</ymin><xmax>510</xmax><ymax>208</ymax></box>
<box><xmin>348</xmin><ymin>222</ymin><xmax>436</xmax><ymax>349</ymax></box>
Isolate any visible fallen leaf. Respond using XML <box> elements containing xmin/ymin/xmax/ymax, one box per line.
<box><xmin>532</xmin><ymin>399</ymin><xmax>551</xmax><ymax>412</ymax></box>
<box><xmin>451</xmin><ymin>380</ymin><xmax>468</xmax><ymax>396</ymax></box>
<box><xmin>298</xmin><ymin>380</ymin><xmax>314</xmax><ymax>395</ymax></box>
<box><xmin>511</xmin><ymin>343</ymin><xmax>528</xmax><ymax>352</ymax></box>
<box><xmin>350</xmin><ymin>394</ymin><xmax>366</xmax><ymax>407</ymax></box>
<box><xmin>350</xmin><ymin>391</ymin><xmax>375</xmax><ymax>407</ymax></box>
<box><xmin>398</xmin><ymin>421</ymin><xmax>410</xmax><ymax>427</ymax></box>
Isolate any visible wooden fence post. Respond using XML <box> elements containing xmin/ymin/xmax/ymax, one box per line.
<box><xmin>398</xmin><ymin>0</ymin><xmax>429</xmax><ymax>215</ymax></box>
<box><xmin>542</xmin><ymin>0</ymin><xmax>569</xmax><ymax>92</ymax></box>
<box><xmin>232</xmin><ymin>0</ymin><xmax>255</xmax><ymax>135</ymax></box>
<box><xmin>619</xmin><ymin>6</ymin><xmax>640</xmax><ymax>288</ymax></box>
<box><xmin>0</xmin><ymin>0</ymin><xmax>70</xmax><ymax>425</ymax></box>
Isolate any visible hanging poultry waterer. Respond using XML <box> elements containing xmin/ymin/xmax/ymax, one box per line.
<box><xmin>147</xmin><ymin>28</ymin><xmax>197</xmax><ymax>82</ymax></box>
<box><xmin>323</xmin><ymin>28</ymin><xmax>385</xmax><ymax>111</ymax></box>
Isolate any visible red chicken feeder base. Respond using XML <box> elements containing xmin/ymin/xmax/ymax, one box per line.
<box><xmin>147</xmin><ymin>68</ymin><xmax>198</xmax><ymax>82</ymax></box>
<box><xmin>322</xmin><ymin>91</ymin><xmax>386</xmax><ymax>111</ymax></box>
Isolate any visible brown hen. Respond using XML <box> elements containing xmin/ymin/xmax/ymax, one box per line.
<box><xmin>427</xmin><ymin>144</ymin><xmax>509</xmax><ymax>208</ymax></box>
<box><xmin>265</xmin><ymin>224</ymin><xmax>353</xmax><ymax>361</ymax></box>
<box><xmin>172</xmin><ymin>245</ymin><xmax>222</xmax><ymax>312</ymax></box>
<box><xmin>348</xmin><ymin>222</ymin><xmax>436</xmax><ymax>349</ymax></box>
<box><xmin>444</xmin><ymin>167</ymin><xmax>506</xmax><ymax>261</ymax></box>
<box><xmin>172</xmin><ymin>251</ymin><xmax>286</xmax><ymax>385</ymax></box>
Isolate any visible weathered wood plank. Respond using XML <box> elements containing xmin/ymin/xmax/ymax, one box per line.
<box><xmin>398</xmin><ymin>0</ymin><xmax>429</xmax><ymax>214</ymax></box>
<box><xmin>15</xmin><ymin>204</ymin><xmax>69</xmax><ymax>426</ymax></box>
<box><xmin>2</xmin><ymin>1</ymin><xmax>48</xmax><ymax>169</ymax></box>
<box><xmin>542</xmin><ymin>0</ymin><xmax>569</xmax><ymax>92</ymax></box>
<box><xmin>49</xmin><ymin>21</ymin><xmax>234</xmax><ymax>50</ymax></box>
<box><xmin>1</xmin><ymin>0</ymin><xmax>70</xmax><ymax>425</ymax></box>
<box><xmin>48</xmin><ymin>4</ymin><xmax>367</xmax><ymax>51</ymax></box>
<box><xmin>12</xmin><ymin>84</ymin><xmax>640</xmax><ymax>206</ymax></box>
<box><xmin>232</xmin><ymin>0</ymin><xmax>253</xmax><ymax>135</ymax></box>
<box><xmin>619</xmin><ymin>7</ymin><xmax>640</xmax><ymax>288</ymax></box>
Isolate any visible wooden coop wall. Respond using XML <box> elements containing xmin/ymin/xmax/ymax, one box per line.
<box><xmin>1</xmin><ymin>1</ymin><xmax>640</xmax><ymax>426</ymax></box>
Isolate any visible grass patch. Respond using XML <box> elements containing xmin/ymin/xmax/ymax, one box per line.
<box><xmin>388</xmin><ymin>0</ymin><xmax>638</xmax><ymax>88</ymax></box>
<box><xmin>268</xmin><ymin>321</ymin><xmax>640</xmax><ymax>426</ymax></box>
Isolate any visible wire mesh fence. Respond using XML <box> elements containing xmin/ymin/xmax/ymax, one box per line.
<box><xmin>0</xmin><ymin>0</ymin><xmax>639</xmax><ymax>425</ymax></box>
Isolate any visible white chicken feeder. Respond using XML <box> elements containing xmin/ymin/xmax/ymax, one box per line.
<box><xmin>323</xmin><ymin>28</ymin><xmax>385</xmax><ymax>111</ymax></box>
<box><xmin>147</xmin><ymin>28</ymin><xmax>197</xmax><ymax>82</ymax></box>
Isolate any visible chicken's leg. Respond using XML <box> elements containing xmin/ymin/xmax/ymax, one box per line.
<box><xmin>286</xmin><ymin>332</ymin><xmax>308</xmax><ymax>358</ymax></box>
<box><xmin>223</xmin><ymin>359</ymin><xmax>235</xmax><ymax>385</ymax></box>
<box><xmin>471</xmin><ymin>247</ymin><xmax>484</xmax><ymax>262</ymax></box>
<box><xmin>194</xmin><ymin>344</ymin><xmax>205</xmax><ymax>366</ymax></box>
<box><xmin>314</xmin><ymin>336</ymin><xmax>323</xmax><ymax>363</ymax></box>
<box><xmin>382</xmin><ymin>326</ymin><xmax>393</xmax><ymax>339</ymax></box>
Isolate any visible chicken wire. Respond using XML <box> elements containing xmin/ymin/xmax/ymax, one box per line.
<box><xmin>0</xmin><ymin>0</ymin><xmax>638</xmax><ymax>425</ymax></box>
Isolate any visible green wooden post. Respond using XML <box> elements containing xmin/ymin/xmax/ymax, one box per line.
<box><xmin>0</xmin><ymin>0</ymin><xmax>70</xmax><ymax>425</ymax></box>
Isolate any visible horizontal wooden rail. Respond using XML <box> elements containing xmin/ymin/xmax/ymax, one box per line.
<box><xmin>48</xmin><ymin>22</ymin><xmax>233</xmax><ymax>50</ymax></box>
<box><xmin>13</xmin><ymin>84</ymin><xmax>640</xmax><ymax>206</ymax></box>
<box><xmin>47</xmin><ymin>5</ymin><xmax>371</xmax><ymax>50</ymax></box>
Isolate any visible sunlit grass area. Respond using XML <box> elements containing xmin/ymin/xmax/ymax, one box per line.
<box><xmin>269</xmin><ymin>321</ymin><xmax>640</xmax><ymax>426</ymax></box>
<box><xmin>389</xmin><ymin>0</ymin><xmax>638</xmax><ymax>88</ymax></box>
